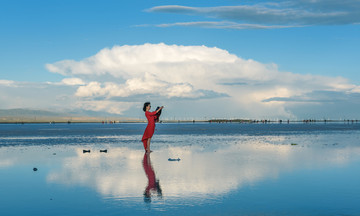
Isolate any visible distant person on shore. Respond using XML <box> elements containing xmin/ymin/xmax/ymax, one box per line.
<box><xmin>142</xmin><ymin>102</ymin><xmax>164</xmax><ymax>153</ymax></box>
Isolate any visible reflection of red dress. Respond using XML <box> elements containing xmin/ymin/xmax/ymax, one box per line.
<box><xmin>143</xmin><ymin>153</ymin><xmax>156</xmax><ymax>194</ymax></box>
<box><xmin>142</xmin><ymin>111</ymin><xmax>158</xmax><ymax>150</ymax></box>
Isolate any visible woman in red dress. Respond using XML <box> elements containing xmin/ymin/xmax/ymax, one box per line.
<box><xmin>142</xmin><ymin>102</ymin><xmax>164</xmax><ymax>153</ymax></box>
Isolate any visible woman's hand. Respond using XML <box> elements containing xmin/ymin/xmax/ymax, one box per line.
<box><xmin>156</xmin><ymin>106</ymin><xmax>164</xmax><ymax>113</ymax></box>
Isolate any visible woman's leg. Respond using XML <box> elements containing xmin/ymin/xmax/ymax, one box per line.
<box><xmin>146</xmin><ymin>138</ymin><xmax>151</xmax><ymax>152</ymax></box>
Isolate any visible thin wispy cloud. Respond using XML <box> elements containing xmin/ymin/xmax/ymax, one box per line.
<box><xmin>153</xmin><ymin>21</ymin><xmax>295</xmax><ymax>29</ymax></box>
<box><xmin>146</xmin><ymin>0</ymin><xmax>360</xmax><ymax>29</ymax></box>
<box><xmin>264</xmin><ymin>90</ymin><xmax>360</xmax><ymax>103</ymax></box>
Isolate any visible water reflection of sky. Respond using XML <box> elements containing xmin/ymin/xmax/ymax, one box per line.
<box><xmin>1</xmin><ymin>131</ymin><xmax>360</xmax><ymax>215</ymax></box>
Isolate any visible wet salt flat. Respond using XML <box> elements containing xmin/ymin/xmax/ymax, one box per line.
<box><xmin>1</xmin><ymin>123</ymin><xmax>360</xmax><ymax>215</ymax></box>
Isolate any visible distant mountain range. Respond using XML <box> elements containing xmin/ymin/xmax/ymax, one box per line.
<box><xmin>0</xmin><ymin>108</ymin><xmax>139</xmax><ymax>123</ymax></box>
<box><xmin>0</xmin><ymin>108</ymin><xmax>64</xmax><ymax>117</ymax></box>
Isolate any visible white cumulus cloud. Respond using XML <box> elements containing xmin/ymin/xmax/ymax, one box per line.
<box><xmin>43</xmin><ymin>43</ymin><xmax>360</xmax><ymax>119</ymax></box>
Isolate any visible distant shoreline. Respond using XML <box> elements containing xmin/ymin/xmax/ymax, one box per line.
<box><xmin>1</xmin><ymin>109</ymin><xmax>359</xmax><ymax>125</ymax></box>
<box><xmin>0</xmin><ymin>119</ymin><xmax>359</xmax><ymax>124</ymax></box>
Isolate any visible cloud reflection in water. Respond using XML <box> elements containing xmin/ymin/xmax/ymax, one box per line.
<box><xmin>44</xmin><ymin>133</ymin><xmax>360</xmax><ymax>204</ymax></box>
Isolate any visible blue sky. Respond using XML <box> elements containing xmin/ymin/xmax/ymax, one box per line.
<box><xmin>1</xmin><ymin>0</ymin><xmax>360</xmax><ymax>120</ymax></box>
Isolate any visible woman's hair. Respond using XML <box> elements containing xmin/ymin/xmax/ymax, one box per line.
<box><xmin>143</xmin><ymin>102</ymin><xmax>150</xmax><ymax>112</ymax></box>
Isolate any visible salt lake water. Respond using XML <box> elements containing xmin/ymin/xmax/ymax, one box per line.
<box><xmin>1</xmin><ymin>122</ymin><xmax>360</xmax><ymax>215</ymax></box>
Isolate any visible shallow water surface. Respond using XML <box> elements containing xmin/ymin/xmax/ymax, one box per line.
<box><xmin>1</xmin><ymin>123</ymin><xmax>360</xmax><ymax>215</ymax></box>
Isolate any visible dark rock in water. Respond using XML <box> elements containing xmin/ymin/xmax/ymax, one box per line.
<box><xmin>83</xmin><ymin>150</ymin><xmax>91</xmax><ymax>153</ymax></box>
<box><xmin>33</xmin><ymin>167</ymin><xmax>38</xmax><ymax>171</ymax></box>
<box><xmin>168</xmin><ymin>158</ymin><xmax>181</xmax><ymax>161</ymax></box>
<box><xmin>100</xmin><ymin>149</ymin><xmax>108</xmax><ymax>153</ymax></box>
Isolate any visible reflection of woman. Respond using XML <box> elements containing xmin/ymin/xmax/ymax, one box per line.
<box><xmin>143</xmin><ymin>153</ymin><xmax>162</xmax><ymax>202</ymax></box>
<box><xmin>142</xmin><ymin>102</ymin><xmax>164</xmax><ymax>153</ymax></box>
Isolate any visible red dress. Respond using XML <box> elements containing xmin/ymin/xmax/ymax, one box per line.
<box><xmin>142</xmin><ymin>111</ymin><xmax>158</xmax><ymax>150</ymax></box>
